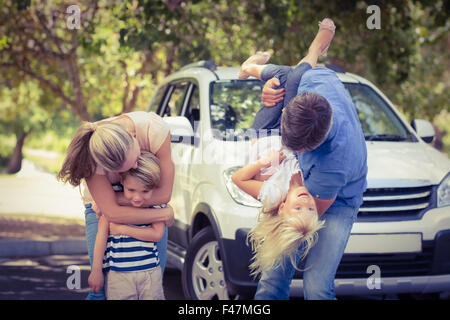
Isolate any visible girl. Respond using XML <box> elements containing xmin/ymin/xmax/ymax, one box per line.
<box><xmin>232</xmin><ymin>18</ymin><xmax>335</xmax><ymax>277</ymax></box>
<box><xmin>58</xmin><ymin>111</ymin><xmax>174</xmax><ymax>299</ymax></box>
<box><xmin>88</xmin><ymin>151</ymin><xmax>166</xmax><ymax>300</ymax></box>
<box><xmin>232</xmin><ymin>137</ymin><xmax>325</xmax><ymax>277</ymax></box>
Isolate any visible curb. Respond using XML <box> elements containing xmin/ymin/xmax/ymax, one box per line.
<box><xmin>0</xmin><ymin>238</ymin><xmax>87</xmax><ymax>258</ymax></box>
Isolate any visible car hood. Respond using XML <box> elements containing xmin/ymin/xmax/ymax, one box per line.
<box><xmin>366</xmin><ymin>141</ymin><xmax>450</xmax><ymax>187</ymax></box>
<box><xmin>216</xmin><ymin>138</ymin><xmax>450</xmax><ymax>188</ymax></box>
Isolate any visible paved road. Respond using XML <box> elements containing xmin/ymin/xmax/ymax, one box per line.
<box><xmin>0</xmin><ymin>160</ymin><xmax>84</xmax><ymax>219</ymax></box>
<box><xmin>0</xmin><ymin>255</ymin><xmax>185</xmax><ymax>300</ymax></box>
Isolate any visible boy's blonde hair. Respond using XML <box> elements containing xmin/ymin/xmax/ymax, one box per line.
<box><xmin>247</xmin><ymin>204</ymin><xmax>325</xmax><ymax>278</ymax></box>
<box><xmin>120</xmin><ymin>151</ymin><xmax>161</xmax><ymax>190</ymax></box>
<box><xmin>58</xmin><ymin>121</ymin><xmax>134</xmax><ymax>186</ymax></box>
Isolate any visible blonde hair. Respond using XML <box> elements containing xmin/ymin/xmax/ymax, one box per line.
<box><xmin>247</xmin><ymin>204</ymin><xmax>325</xmax><ymax>278</ymax></box>
<box><xmin>120</xmin><ymin>151</ymin><xmax>161</xmax><ymax>190</ymax></box>
<box><xmin>57</xmin><ymin>121</ymin><xmax>134</xmax><ymax>186</ymax></box>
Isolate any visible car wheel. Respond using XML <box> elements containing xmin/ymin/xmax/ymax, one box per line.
<box><xmin>182</xmin><ymin>227</ymin><xmax>230</xmax><ymax>300</ymax></box>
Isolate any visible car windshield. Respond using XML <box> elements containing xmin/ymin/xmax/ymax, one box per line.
<box><xmin>209</xmin><ymin>80</ymin><xmax>414</xmax><ymax>142</ymax></box>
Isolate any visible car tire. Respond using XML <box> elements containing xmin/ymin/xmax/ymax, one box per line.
<box><xmin>182</xmin><ymin>227</ymin><xmax>230</xmax><ymax>300</ymax></box>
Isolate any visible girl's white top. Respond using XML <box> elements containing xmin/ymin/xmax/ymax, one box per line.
<box><xmin>251</xmin><ymin>136</ymin><xmax>301</xmax><ymax>211</ymax></box>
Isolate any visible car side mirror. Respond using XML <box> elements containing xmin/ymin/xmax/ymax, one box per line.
<box><xmin>411</xmin><ymin>119</ymin><xmax>435</xmax><ymax>143</ymax></box>
<box><xmin>163</xmin><ymin>116</ymin><xmax>194</xmax><ymax>144</ymax></box>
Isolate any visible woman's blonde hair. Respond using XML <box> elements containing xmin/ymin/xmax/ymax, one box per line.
<box><xmin>57</xmin><ymin>121</ymin><xmax>134</xmax><ymax>186</ymax></box>
<box><xmin>120</xmin><ymin>151</ymin><xmax>161</xmax><ymax>190</ymax></box>
<box><xmin>247</xmin><ymin>204</ymin><xmax>325</xmax><ymax>278</ymax></box>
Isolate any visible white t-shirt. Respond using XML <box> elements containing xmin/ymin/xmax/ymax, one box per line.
<box><xmin>252</xmin><ymin>136</ymin><xmax>301</xmax><ymax>211</ymax></box>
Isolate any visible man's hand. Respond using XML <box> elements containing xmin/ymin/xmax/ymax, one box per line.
<box><xmin>261</xmin><ymin>77</ymin><xmax>285</xmax><ymax>107</ymax></box>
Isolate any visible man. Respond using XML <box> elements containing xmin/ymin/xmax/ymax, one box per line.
<box><xmin>252</xmin><ymin>62</ymin><xmax>368</xmax><ymax>300</ymax></box>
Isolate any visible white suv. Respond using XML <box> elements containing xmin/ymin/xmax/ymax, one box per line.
<box><xmin>147</xmin><ymin>61</ymin><xmax>450</xmax><ymax>300</ymax></box>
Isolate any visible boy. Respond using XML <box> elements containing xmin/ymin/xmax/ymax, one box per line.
<box><xmin>88</xmin><ymin>151</ymin><xmax>166</xmax><ymax>300</ymax></box>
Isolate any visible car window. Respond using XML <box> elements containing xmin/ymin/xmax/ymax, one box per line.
<box><xmin>163</xmin><ymin>81</ymin><xmax>189</xmax><ymax>117</ymax></box>
<box><xmin>147</xmin><ymin>84</ymin><xmax>168</xmax><ymax>114</ymax></box>
<box><xmin>210</xmin><ymin>80</ymin><xmax>263</xmax><ymax>139</ymax></box>
<box><xmin>344</xmin><ymin>83</ymin><xmax>413</xmax><ymax>141</ymax></box>
<box><xmin>185</xmin><ymin>84</ymin><xmax>200</xmax><ymax>131</ymax></box>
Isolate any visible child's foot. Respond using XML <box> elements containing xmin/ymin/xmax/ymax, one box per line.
<box><xmin>238</xmin><ymin>51</ymin><xmax>271</xmax><ymax>80</ymax></box>
<box><xmin>317</xmin><ymin>18</ymin><xmax>336</xmax><ymax>56</ymax></box>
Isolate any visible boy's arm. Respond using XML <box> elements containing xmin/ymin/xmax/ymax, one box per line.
<box><xmin>88</xmin><ymin>216</ymin><xmax>109</xmax><ymax>293</ymax></box>
<box><xmin>109</xmin><ymin>221</ymin><xmax>165</xmax><ymax>242</ymax></box>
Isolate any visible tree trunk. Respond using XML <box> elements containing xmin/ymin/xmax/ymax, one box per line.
<box><xmin>7</xmin><ymin>131</ymin><xmax>29</xmax><ymax>174</ymax></box>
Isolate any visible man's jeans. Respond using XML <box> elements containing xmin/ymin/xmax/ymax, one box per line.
<box><xmin>84</xmin><ymin>203</ymin><xmax>168</xmax><ymax>300</ymax></box>
<box><xmin>254</xmin><ymin>205</ymin><xmax>358</xmax><ymax>300</ymax></box>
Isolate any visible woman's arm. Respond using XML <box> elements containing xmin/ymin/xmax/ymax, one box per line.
<box><xmin>88</xmin><ymin>215</ymin><xmax>109</xmax><ymax>293</ymax></box>
<box><xmin>109</xmin><ymin>221</ymin><xmax>165</xmax><ymax>242</ymax></box>
<box><xmin>86</xmin><ymin>174</ymin><xmax>174</xmax><ymax>225</ymax></box>
<box><xmin>147</xmin><ymin>134</ymin><xmax>174</xmax><ymax>205</ymax></box>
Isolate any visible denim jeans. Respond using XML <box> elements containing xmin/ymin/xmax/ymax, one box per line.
<box><xmin>251</xmin><ymin>62</ymin><xmax>312</xmax><ymax>131</ymax></box>
<box><xmin>254</xmin><ymin>205</ymin><xmax>358</xmax><ymax>300</ymax></box>
<box><xmin>84</xmin><ymin>203</ymin><xmax>168</xmax><ymax>300</ymax></box>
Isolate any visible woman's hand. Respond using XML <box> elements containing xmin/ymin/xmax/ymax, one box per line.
<box><xmin>88</xmin><ymin>270</ymin><xmax>104</xmax><ymax>293</ymax></box>
<box><xmin>164</xmin><ymin>204</ymin><xmax>174</xmax><ymax>227</ymax></box>
<box><xmin>261</xmin><ymin>77</ymin><xmax>285</xmax><ymax>107</ymax></box>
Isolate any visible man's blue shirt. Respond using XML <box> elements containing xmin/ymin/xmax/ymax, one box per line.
<box><xmin>295</xmin><ymin>67</ymin><xmax>368</xmax><ymax>207</ymax></box>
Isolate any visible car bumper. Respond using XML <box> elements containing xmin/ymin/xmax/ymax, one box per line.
<box><xmin>221</xmin><ymin>229</ymin><xmax>450</xmax><ymax>297</ymax></box>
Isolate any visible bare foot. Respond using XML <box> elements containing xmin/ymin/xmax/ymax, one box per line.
<box><xmin>238</xmin><ymin>51</ymin><xmax>271</xmax><ymax>80</ymax></box>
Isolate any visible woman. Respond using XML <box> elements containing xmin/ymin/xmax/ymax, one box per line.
<box><xmin>58</xmin><ymin>111</ymin><xmax>175</xmax><ymax>300</ymax></box>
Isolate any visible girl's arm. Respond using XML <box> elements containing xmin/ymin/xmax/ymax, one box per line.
<box><xmin>88</xmin><ymin>215</ymin><xmax>109</xmax><ymax>293</ymax></box>
<box><xmin>109</xmin><ymin>221</ymin><xmax>165</xmax><ymax>242</ymax></box>
<box><xmin>232</xmin><ymin>151</ymin><xmax>286</xmax><ymax>199</ymax></box>
<box><xmin>86</xmin><ymin>174</ymin><xmax>174</xmax><ymax>225</ymax></box>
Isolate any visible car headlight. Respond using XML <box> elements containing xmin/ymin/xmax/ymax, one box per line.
<box><xmin>438</xmin><ymin>173</ymin><xmax>450</xmax><ymax>207</ymax></box>
<box><xmin>223</xmin><ymin>167</ymin><xmax>262</xmax><ymax>208</ymax></box>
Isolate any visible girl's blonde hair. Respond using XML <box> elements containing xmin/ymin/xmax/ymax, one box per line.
<box><xmin>57</xmin><ymin>121</ymin><xmax>134</xmax><ymax>186</ymax></box>
<box><xmin>247</xmin><ymin>204</ymin><xmax>325</xmax><ymax>278</ymax></box>
<box><xmin>120</xmin><ymin>151</ymin><xmax>161</xmax><ymax>190</ymax></box>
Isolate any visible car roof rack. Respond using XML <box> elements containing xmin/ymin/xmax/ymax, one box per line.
<box><xmin>179</xmin><ymin>60</ymin><xmax>217</xmax><ymax>72</ymax></box>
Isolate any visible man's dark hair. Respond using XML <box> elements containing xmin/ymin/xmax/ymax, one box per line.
<box><xmin>281</xmin><ymin>92</ymin><xmax>333</xmax><ymax>152</ymax></box>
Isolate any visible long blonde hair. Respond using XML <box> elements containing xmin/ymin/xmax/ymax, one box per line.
<box><xmin>120</xmin><ymin>151</ymin><xmax>161</xmax><ymax>190</ymax></box>
<box><xmin>247</xmin><ymin>203</ymin><xmax>325</xmax><ymax>278</ymax></box>
<box><xmin>57</xmin><ymin>121</ymin><xmax>134</xmax><ymax>186</ymax></box>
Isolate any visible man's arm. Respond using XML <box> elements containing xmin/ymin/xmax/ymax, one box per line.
<box><xmin>313</xmin><ymin>196</ymin><xmax>337</xmax><ymax>218</ymax></box>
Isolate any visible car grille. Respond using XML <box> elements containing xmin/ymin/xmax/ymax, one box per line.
<box><xmin>294</xmin><ymin>242</ymin><xmax>435</xmax><ymax>279</ymax></box>
<box><xmin>357</xmin><ymin>185</ymin><xmax>435</xmax><ymax>221</ymax></box>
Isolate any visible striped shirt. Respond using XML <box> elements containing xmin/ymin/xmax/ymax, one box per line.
<box><xmin>102</xmin><ymin>204</ymin><xmax>166</xmax><ymax>272</ymax></box>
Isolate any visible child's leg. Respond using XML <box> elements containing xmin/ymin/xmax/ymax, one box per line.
<box><xmin>296</xmin><ymin>18</ymin><xmax>336</xmax><ymax>68</ymax></box>
<box><xmin>238</xmin><ymin>51</ymin><xmax>271</xmax><ymax>80</ymax></box>
<box><xmin>251</xmin><ymin>64</ymin><xmax>293</xmax><ymax>131</ymax></box>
